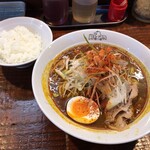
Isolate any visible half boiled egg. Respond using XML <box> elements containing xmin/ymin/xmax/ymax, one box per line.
<box><xmin>66</xmin><ymin>96</ymin><xmax>100</xmax><ymax>124</ymax></box>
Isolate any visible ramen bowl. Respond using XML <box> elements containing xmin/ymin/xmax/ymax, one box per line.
<box><xmin>0</xmin><ymin>17</ymin><xmax>53</xmax><ymax>68</ymax></box>
<box><xmin>32</xmin><ymin>29</ymin><xmax>150</xmax><ymax>144</ymax></box>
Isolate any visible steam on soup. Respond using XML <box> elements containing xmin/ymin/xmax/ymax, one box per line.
<box><xmin>45</xmin><ymin>42</ymin><xmax>148</xmax><ymax>131</ymax></box>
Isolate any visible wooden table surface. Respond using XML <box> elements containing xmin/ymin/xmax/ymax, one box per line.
<box><xmin>0</xmin><ymin>13</ymin><xmax>150</xmax><ymax>150</ymax></box>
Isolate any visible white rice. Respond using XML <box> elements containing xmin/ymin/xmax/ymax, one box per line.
<box><xmin>0</xmin><ymin>26</ymin><xmax>42</xmax><ymax>64</ymax></box>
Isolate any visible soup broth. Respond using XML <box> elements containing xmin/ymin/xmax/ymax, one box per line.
<box><xmin>45</xmin><ymin>43</ymin><xmax>148</xmax><ymax>131</ymax></box>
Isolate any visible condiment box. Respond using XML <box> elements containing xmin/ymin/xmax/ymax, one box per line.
<box><xmin>0</xmin><ymin>1</ymin><xmax>25</xmax><ymax>20</ymax></box>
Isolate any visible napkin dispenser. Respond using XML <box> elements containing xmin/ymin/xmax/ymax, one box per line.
<box><xmin>0</xmin><ymin>1</ymin><xmax>25</xmax><ymax>21</ymax></box>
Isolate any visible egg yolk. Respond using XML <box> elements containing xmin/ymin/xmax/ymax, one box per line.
<box><xmin>71</xmin><ymin>99</ymin><xmax>90</xmax><ymax>117</ymax></box>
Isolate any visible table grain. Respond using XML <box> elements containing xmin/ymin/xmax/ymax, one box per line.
<box><xmin>0</xmin><ymin>14</ymin><xmax>150</xmax><ymax>150</ymax></box>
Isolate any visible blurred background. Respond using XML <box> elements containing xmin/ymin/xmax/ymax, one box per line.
<box><xmin>0</xmin><ymin>0</ymin><xmax>135</xmax><ymax>17</ymax></box>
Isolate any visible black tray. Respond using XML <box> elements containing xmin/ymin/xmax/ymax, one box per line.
<box><xmin>43</xmin><ymin>5</ymin><xmax>127</xmax><ymax>29</ymax></box>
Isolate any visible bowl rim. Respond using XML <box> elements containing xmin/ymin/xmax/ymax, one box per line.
<box><xmin>32</xmin><ymin>29</ymin><xmax>150</xmax><ymax>144</ymax></box>
<box><xmin>0</xmin><ymin>16</ymin><xmax>53</xmax><ymax>67</ymax></box>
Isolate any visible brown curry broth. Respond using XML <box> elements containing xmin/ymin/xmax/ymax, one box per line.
<box><xmin>48</xmin><ymin>43</ymin><xmax>148</xmax><ymax>129</ymax></box>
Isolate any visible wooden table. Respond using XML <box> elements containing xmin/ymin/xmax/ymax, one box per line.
<box><xmin>0</xmin><ymin>14</ymin><xmax>150</xmax><ymax>150</ymax></box>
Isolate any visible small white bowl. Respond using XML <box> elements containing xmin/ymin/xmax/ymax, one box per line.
<box><xmin>32</xmin><ymin>29</ymin><xmax>150</xmax><ymax>144</ymax></box>
<box><xmin>0</xmin><ymin>17</ymin><xmax>53</xmax><ymax>68</ymax></box>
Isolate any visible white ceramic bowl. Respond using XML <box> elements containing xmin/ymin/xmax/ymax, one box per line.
<box><xmin>32</xmin><ymin>29</ymin><xmax>150</xmax><ymax>144</ymax></box>
<box><xmin>0</xmin><ymin>17</ymin><xmax>53</xmax><ymax>67</ymax></box>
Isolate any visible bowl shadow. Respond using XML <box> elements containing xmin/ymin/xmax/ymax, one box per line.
<box><xmin>2</xmin><ymin>64</ymin><xmax>34</xmax><ymax>90</ymax></box>
<box><xmin>68</xmin><ymin>135</ymin><xmax>137</xmax><ymax>150</ymax></box>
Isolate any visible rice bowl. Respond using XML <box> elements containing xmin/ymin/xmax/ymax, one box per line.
<box><xmin>0</xmin><ymin>17</ymin><xmax>53</xmax><ymax>67</ymax></box>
